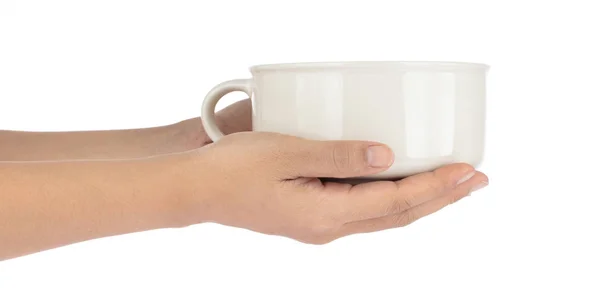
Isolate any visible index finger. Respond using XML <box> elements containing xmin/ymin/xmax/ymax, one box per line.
<box><xmin>339</xmin><ymin>163</ymin><xmax>476</xmax><ymax>222</ymax></box>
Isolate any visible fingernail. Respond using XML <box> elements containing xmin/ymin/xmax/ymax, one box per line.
<box><xmin>456</xmin><ymin>171</ymin><xmax>476</xmax><ymax>185</ymax></box>
<box><xmin>470</xmin><ymin>181</ymin><xmax>488</xmax><ymax>193</ymax></box>
<box><xmin>366</xmin><ymin>145</ymin><xmax>394</xmax><ymax>168</ymax></box>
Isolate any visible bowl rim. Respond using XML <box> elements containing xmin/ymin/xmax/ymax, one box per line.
<box><xmin>249</xmin><ymin>61</ymin><xmax>490</xmax><ymax>72</ymax></box>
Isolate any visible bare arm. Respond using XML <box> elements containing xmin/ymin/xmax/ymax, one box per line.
<box><xmin>0</xmin><ymin>153</ymin><xmax>193</xmax><ymax>261</ymax></box>
<box><xmin>0</xmin><ymin>99</ymin><xmax>251</xmax><ymax>260</ymax></box>
<box><xmin>0</xmin><ymin>122</ymin><xmax>199</xmax><ymax>161</ymax></box>
<box><xmin>0</xmin><ymin>99</ymin><xmax>251</xmax><ymax>161</ymax></box>
<box><xmin>0</xmin><ymin>130</ymin><xmax>488</xmax><ymax>261</ymax></box>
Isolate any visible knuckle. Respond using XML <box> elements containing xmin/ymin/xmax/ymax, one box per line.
<box><xmin>388</xmin><ymin>194</ymin><xmax>418</xmax><ymax>214</ymax></box>
<box><xmin>410</xmin><ymin>170</ymin><xmax>451</xmax><ymax>192</ymax></box>
<box><xmin>427</xmin><ymin>176</ymin><xmax>448</xmax><ymax>195</ymax></box>
<box><xmin>405</xmin><ymin>210</ymin><xmax>418</xmax><ymax>225</ymax></box>
<box><xmin>411</xmin><ymin>170</ymin><xmax>449</xmax><ymax>196</ymax></box>
<box><xmin>331</xmin><ymin>144</ymin><xmax>352</xmax><ymax>172</ymax></box>
<box><xmin>394</xmin><ymin>211</ymin><xmax>416</xmax><ymax>227</ymax></box>
<box><xmin>432</xmin><ymin>168</ymin><xmax>459</xmax><ymax>191</ymax></box>
<box><xmin>449</xmin><ymin>192</ymin><xmax>466</xmax><ymax>204</ymax></box>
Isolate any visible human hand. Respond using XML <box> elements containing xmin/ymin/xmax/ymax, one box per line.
<box><xmin>178</xmin><ymin>132</ymin><xmax>488</xmax><ymax>244</ymax></box>
<box><xmin>176</xmin><ymin>99</ymin><xmax>251</xmax><ymax>148</ymax></box>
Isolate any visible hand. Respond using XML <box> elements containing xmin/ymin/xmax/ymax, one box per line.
<box><xmin>180</xmin><ymin>132</ymin><xmax>488</xmax><ymax>244</ymax></box>
<box><xmin>176</xmin><ymin>99</ymin><xmax>251</xmax><ymax>148</ymax></box>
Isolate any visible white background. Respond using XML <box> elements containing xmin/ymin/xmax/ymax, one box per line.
<box><xmin>1</xmin><ymin>0</ymin><xmax>598</xmax><ymax>307</ymax></box>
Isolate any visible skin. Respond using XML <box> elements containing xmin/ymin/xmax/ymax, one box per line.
<box><xmin>0</xmin><ymin>99</ymin><xmax>488</xmax><ymax>261</ymax></box>
<box><xmin>0</xmin><ymin>99</ymin><xmax>252</xmax><ymax>161</ymax></box>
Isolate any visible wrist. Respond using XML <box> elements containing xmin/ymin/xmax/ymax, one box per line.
<box><xmin>152</xmin><ymin>150</ymin><xmax>215</xmax><ymax>228</ymax></box>
<box><xmin>162</xmin><ymin>118</ymin><xmax>211</xmax><ymax>152</ymax></box>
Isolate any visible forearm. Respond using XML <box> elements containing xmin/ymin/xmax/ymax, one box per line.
<box><xmin>0</xmin><ymin>154</ymin><xmax>194</xmax><ymax>261</ymax></box>
<box><xmin>0</xmin><ymin>120</ymin><xmax>206</xmax><ymax>161</ymax></box>
<box><xmin>0</xmin><ymin>99</ymin><xmax>251</xmax><ymax>161</ymax></box>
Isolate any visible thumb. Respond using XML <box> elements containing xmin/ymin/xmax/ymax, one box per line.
<box><xmin>282</xmin><ymin>139</ymin><xmax>395</xmax><ymax>178</ymax></box>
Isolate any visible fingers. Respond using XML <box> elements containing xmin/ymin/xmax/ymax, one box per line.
<box><xmin>336</xmin><ymin>171</ymin><xmax>488</xmax><ymax>237</ymax></box>
<box><xmin>215</xmin><ymin>99</ymin><xmax>252</xmax><ymax>135</ymax></box>
<box><xmin>340</xmin><ymin>163</ymin><xmax>476</xmax><ymax>222</ymax></box>
<box><xmin>217</xmin><ymin>132</ymin><xmax>394</xmax><ymax>179</ymax></box>
<box><xmin>280</xmin><ymin>138</ymin><xmax>395</xmax><ymax>179</ymax></box>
